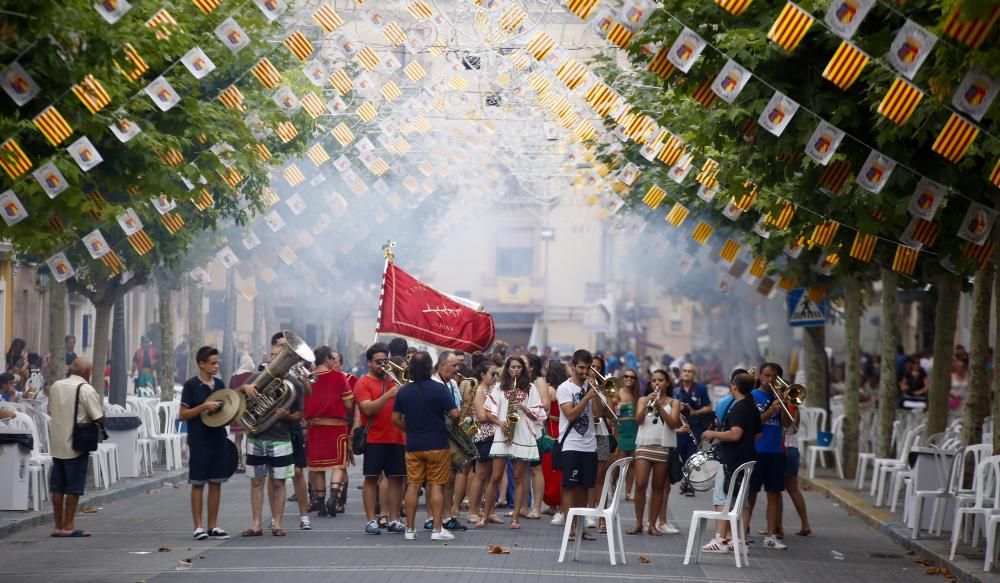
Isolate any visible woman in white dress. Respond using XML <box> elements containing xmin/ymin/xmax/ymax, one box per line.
<box><xmin>477</xmin><ymin>356</ymin><xmax>546</xmax><ymax>529</ymax></box>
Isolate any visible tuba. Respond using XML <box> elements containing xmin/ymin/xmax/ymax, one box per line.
<box><xmin>239</xmin><ymin>331</ymin><xmax>316</xmax><ymax>434</ymax></box>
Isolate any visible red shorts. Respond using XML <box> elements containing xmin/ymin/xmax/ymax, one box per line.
<box><xmin>305</xmin><ymin>423</ymin><xmax>349</xmax><ymax>470</ymax></box>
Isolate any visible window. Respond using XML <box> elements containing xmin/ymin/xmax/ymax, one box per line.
<box><xmin>496</xmin><ymin>247</ymin><xmax>532</xmax><ymax>277</ymax></box>
<box><xmin>82</xmin><ymin>315</ymin><xmax>91</xmax><ymax>349</ymax></box>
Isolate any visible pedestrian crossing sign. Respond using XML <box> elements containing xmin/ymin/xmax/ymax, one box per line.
<box><xmin>787</xmin><ymin>288</ymin><xmax>825</xmax><ymax>327</ymax></box>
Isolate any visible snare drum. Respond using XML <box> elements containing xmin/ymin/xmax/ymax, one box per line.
<box><xmin>683</xmin><ymin>448</ymin><xmax>722</xmax><ymax>491</ymax></box>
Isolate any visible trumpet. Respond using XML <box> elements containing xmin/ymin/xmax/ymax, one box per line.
<box><xmin>381</xmin><ymin>359</ymin><xmax>412</xmax><ymax>386</ymax></box>
<box><xmin>587</xmin><ymin>368</ymin><xmax>620</xmax><ymax>422</ymax></box>
<box><xmin>748</xmin><ymin>367</ymin><xmax>805</xmax><ymax>432</ymax></box>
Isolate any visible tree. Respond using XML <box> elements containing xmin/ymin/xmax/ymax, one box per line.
<box><xmin>878</xmin><ymin>269</ymin><xmax>901</xmax><ymax>458</ymax></box>
<box><xmin>926</xmin><ymin>274</ymin><xmax>962</xmax><ymax>436</ymax></box>
<box><xmin>962</xmin><ymin>262</ymin><xmax>993</xmax><ymax>447</ymax></box>
<box><xmin>155</xmin><ymin>268</ymin><xmax>177</xmax><ymax>401</ymax></box>
<box><xmin>46</xmin><ymin>280</ymin><xmax>68</xmax><ymax>383</ymax></box>
<box><xmin>841</xmin><ymin>276</ymin><xmax>863</xmax><ymax>478</ymax></box>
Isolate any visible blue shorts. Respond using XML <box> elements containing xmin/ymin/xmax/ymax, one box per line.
<box><xmin>50</xmin><ymin>454</ymin><xmax>89</xmax><ymax>495</ymax></box>
<box><xmin>784</xmin><ymin>447</ymin><xmax>800</xmax><ymax>477</ymax></box>
<box><xmin>749</xmin><ymin>452</ymin><xmax>786</xmax><ymax>492</ymax></box>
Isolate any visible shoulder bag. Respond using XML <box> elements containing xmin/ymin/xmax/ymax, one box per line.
<box><xmin>351</xmin><ymin>378</ymin><xmax>383</xmax><ymax>455</ymax></box>
<box><xmin>71</xmin><ymin>382</ymin><xmax>105</xmax><ymax>453</ymax></box>
<box><xmin>550</xmin><ymin>425</ymin><xmax>573</xmax><ymax>470</ymax></box>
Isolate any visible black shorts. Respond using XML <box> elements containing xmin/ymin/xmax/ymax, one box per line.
<box><xmin>475</xmin><ymin>436</ymin><xmax>494</xmax><ymax>463</ymax></box>
<box><xmin>290</xmin><ymin>428</ymin><xmax>306</xmax><ymax>469</ymax></box>
<box><xmin>362</xmin><ymin>443</ymin><xmax>406</xmax><ymax>478</ymax></box>
<box><xmin>750</xmin><ymin>452</ymin><xmax>786</xmax><ymax>492</ymax></box>
<box><xmin>561</xmin><ymin>450</ymin><xmax>598</xmax><ymax>489</ymax></box>
<box><xmin>188</xmin><ymin>442</ymin><xmax>232</xmax><ymax>485</ymax></box>
<box><xmin>50</xmin><ymin>454</ymin><xmax>89</xmax><ymax>495</ymax></box>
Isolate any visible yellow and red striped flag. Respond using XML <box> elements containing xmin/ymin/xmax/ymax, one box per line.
<box><xmin>192</xmin><ymin>0</ymin><xmax>221</xmax><ymax>14</ymax></box>
<box><xmin>306</xmin><ymin>143</ymin><xmax>330</xmax><ymax>166</ymax></box>
<box><xmin>380</xmin><ymin>81</ymin><xmax>402</xmax><ymax>102</ymax></box>
<box><xmin>666</xmin><ymin>202</ymin><xmax>690</xmax><ymax>227</ymax></box>
<box><xmin>643</xmin><ymin>185</ymin><xmax>667</xmax><ymax>209</ymax></box>
<box><xmin>284</xmin><ymin>31</ymin><xmax>314</xmax><ymax>61</ymax></box>
<box><xmin>251</xmin><ymin>59</ymin><xmax>281</xmax><ymax>88</ymax></box>
<box><xmin>448</xmin><ymin>74</ymin><xmax>467</xmax><ymax>91</ymax></box>
<box><xmin>606</xmin><ymin>22</ymin><xmax>635</xmax><ymax>48</ymax></box>
<box><xmin>356</xmin><ymin>46</ymin><xmax>381</xmax><ymax>71</ymax></box>
<box><xmin>942</xmin><ymin>5</ymin><xmax>1000</xmax><ymax>49</ymax></box>
<box><xmin>0</xmin><ymin>138</ymin><xmax>31</xmax><ymax>179</ymax></box>
<box><xmin>692</xmin><ymin>221</ymin><xmax>714</xmax><ymax>245</ymax></box>
<box><xmin>930</xmin><ymin>114</ymin><xmax>979</xmax><ymax>163</ymax></box>
<box><xmin>218</xmin><ymin>85</ymin><xmax>245</xmax><ymax>111</ymax></box>
<box><xmin>750</xmin><ymin>256</ymin><xmax>769</xmax><ymax>278</ymax></box>
<box><xmin>220</xmin><ymin>167</ymin><xmax>242</xmax><ymax>187</ymax></box>
<box><xmin>283</xmin><ymin>164</ymin><xmax>305</xmax><ymax>187</ymax></box>
<box><xmin>565</xmin><ymin>0</ymin><xmax>599</xmax><ymax>20</ymax></box>
<box><xmin>72</xmin><ymin>75</ymin><xmax>111</xmax><ymax>114</ymax></box>
<box><xmin>716</xmin><ymin>0</ymin><xmax>753</xmax><ymax>16</ymax></box>
<box><xmin>193</xmin><ymin>189</ymin><xmax>213</xmax><ymax>211</ymax></box>
<box><xmin>86</xmin><ymin>190</ymin><xmax>106</xmax><ymax>220</ymax></box>
<box><xmin>907</xmin><ymin>218</ymin><xmax>941</xmax><ymax>247</ymax></box>
<box><xmin>261</xmin><ymin>188</ymin><xmax>279</xmax><ymax>207</ymax></box>
<box><xmin>329</xmin><ymin>69</ymin><xmax>352</xmax><ymax>95</ymax></box>
<box><xmin>990</xmin><ymin>159</ymin><xmax>1000</xmax><ymax>188</ymax></box>
<box><xmin>526</xmin><ymin>31</ymin><xmax>556</xmax><ymax>60</ymax></box>
<box><xmin>720</xmin><ymin>239</ymin><xmax>741</xmax><ymax>262</ymax></box>
<box><xmin>145</xmin><ymin>9</ymin><xmax>178</xmax><ymax>41</ymax></box>
<box><xmin>849</xmin><ymin>232</ymin><xmax>877</xmax><ymax>262</ymax></box>
<box><xmin>411</xmin><ymin>116</ymin><xmax>432</xmax><ymax>134</ymax></box>
<box><xmin>162</xmin><ymin>213</ymin><xmax>184</xmax><ymax>234</ymax></box>
<box><xmin>810</xmin><ymin>220</ymin><xmax>840</xmax><ymax>247</ymax></box>
<box><xmin>357</xmin><ymin>102</ymin><xmax>377</xmax><ymax>123</ymax></box>
<box><xmin>647</xmin><ymin>46</ymin><xmax>677</xmax><ymax>80</ymax></box>
<box><xmin>766</xmin><ymin>200</ymin><xmax>796</xmax><ymax>229</ymax></box>
<box><xmin>160</xmin><ymin>149</ymin><xmax>183</xmax><ymax>167</ymax></box>
<box><xmin>691</xmin><ymin>78</ymin><xmax>717</xmax><ymax>107</ymax></box>
<box><xmin>276</xmin><ymin>121</ymin><xmax>298</xmax><ymax>143</ymax></box>
<box><xmin>892</xmin><ymin>244</ymin><xmax>919</xmax><ymax>275</ymax></box>
<box><xmin>101</xmin><ymin>251</ymin><xmax>125</xmax><ymax>276</ymax></box>
<box><xmin>556</xmin><ymin>60</ymin><xmax>589</xmax><ymax>90</ymax></box>
<box><xmin>313</xmin><ymin>5</ymin><xmax>343</xmax><ymax>32</ymax></box>
<box><xmin>332</xmin><ymin>122</ymin><xmax>354</xmax><ymax>146</ymax></box>
<box><xmin>657</xmin><ymin>135</ymin><xmax>686</xmax><ymax>166</ymax></box>
<box><xmin>821</xmin><ymin>41</ymin><xmax>868</xmax><ymax>90</ymax></box>
<box><xmin>878</xmin><ymin>77</ymin><xmax>923</xmax><ymax>125</ymax></box>
<box><xmin>767</xmin><ymin>2</ymin><xmax>814</xmax><ymax>52</ymax></box>
<box><xmin>807</xmin><ymin>285</ymin><xmax>827</xmax><ymax>302</ymax></box>
<box><xmin>964</xmin><ymin>240</ymin><xmax>996</xmax><ymax>270</ymax></box>
<box><xmin>383</xmin><ymin>22</ymin><xmax>407</xmax><ymax>47</ymax></box>
<box><xmin>33</xmin><ymin>106</ymin><xmax>73</xmax><ymax>146</ymax></box>
<box><xmin>818</xmin><ymin>160</ymin><xmax>852</xmax><ymax>195</ymax></box>
<box><xmin>404</xmin><ymin>61</ymin><xmax>426</xmax><ymax>82</ymax></box>
<box><xmin>128</xmin><ymin>230</ymin><xmax>154</xmax><ymax>256</ymax></box>
<box><xmin>115</xmin><ymin>44</ymin><xmax>148</xmax><ymax>82</ymax></box>
<box><xmin>49</xmin><ymin>217</ymin><xmax>65</xmax><ymax>233</ymax></box>
<box><xmin>301</xmin><ymin>92</ymin><xmax>325</xmax><ymax>119</ymax></box>
<box><xmin>696</xmin><ymin>159</ymin><xmax>721</xmax><ymax>188</ymax></box>
<box><xmin>407</xmin><ymin>1</ymin><xmax>435</xmax><ymax>20</ymax></box>
<box><xmin>778</xmin><ymin>274</ymin><xmax>798</xmax><ymax>291</ymax></box>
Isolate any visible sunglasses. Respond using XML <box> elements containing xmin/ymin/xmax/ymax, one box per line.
<box><xmin>623</xmin><ymin>375</ymin><xmax>636</xmax><ymax>379</ymax></box>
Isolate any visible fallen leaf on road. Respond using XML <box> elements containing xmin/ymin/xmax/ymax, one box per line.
<box><xmin>638</xmin><ymin>555</ymin><xmax>650</xmax><ymax>564</ymax></box>
<box><xmin>199</xmin><ymin>556</ymin><xmax>205</xmax><ymax>560</ymax></box>
<box><xmin>905</xmin><ymin>550</ymin><xmax>916</xmax><ymax>555</ymax></box>
<box><xmin>158</xmin><ymin>547</ymin><xmax>171</xmax><ymax>553</ymax></box>
<box><xmin>487</xmin><ymin>545</ymin><xmax>510</xmax><ymax>554</ymax></box>
<box><xmin>180</xmin><ymin>558</ymin><xmax>192</xmax><ymax>564</ymax></box>
<box><xmin>82</xmin><ymin>507</ymin><xmax>99</xmax><ymax>513</ymax></box>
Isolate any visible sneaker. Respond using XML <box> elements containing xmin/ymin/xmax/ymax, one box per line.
<box><xmin>550</xmin><ymin>512</ymin><xmax>565</xmax><ymax>526</ymax></box>
<box><xmin>365</xmin><ymin>520</ymin><xmax>381</xmax><ymax>535</ymax></box>
<box><xmin>208</xmin><ymin>528</ymin><xmax>229</xmax><ymax>539</ymax></box>
<box><xmin>585</xmin><ymin>516</ymin><xmax>597</xmax><ymax>529</ymax></box>
<box><xmin>657</xmin><ymin>522</ymin><xmax>680</xmax><ymax>535</ymax></box>
<box><xmin>299</xmin><ymin>516</ymin><xmax>312</xmax><ymax>531</ymax></box>
<box><xmin>424</xmin><ymin>518</ymin><xmax>434</xmax><ymax>530</ymax></box>
<box><xmin>701</xmin><ymin>535</ymin><xmax>730</xmax><ymax>553</ymax></box>
<box><xmin>404</xmin><ymin>529</ymin><xmax>416</xmax><ymax>541</ymax></box>
<box><xmin>443</xmin><ymin>517</ymin><xmax>468</xmax><ymax>531</ymax></box>
<box><xmin>193</xmin><ymin>528</ymin><xmax>209</xmax><ymax>541</ymax></box>
<box><xmin>431</xmin><ymin>529</ymin><xmax>455</xmax><ymax>541</ymax></box>
<box><xmin>387</xmin><ymin>520</ymin><xmax>407</xmax><ymax>534</ymax></box>
<box><xmin>763</xmin><ymin>535</ymin><xmax>787</xmax><ymax>550</ymax></box>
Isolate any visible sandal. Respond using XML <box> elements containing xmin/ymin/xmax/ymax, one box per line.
<box><xmin>241</xmin><ymin>529</ymin><xmax>263</xmax><ymax>537</ymax></box>
<box><xmin>467</xmin><ymin>514</ymin><xmax>482</xmax><ymax>524</ymax></box>
<box><xmin>474</xmin><ymin>519</ymin><xmax>488</xmax><ymax>529</ymax></box>
<box><xmin>271</xmin><ymin>528</ymin><xmax>286</xmax><ymax>537</ymax></box>
<box><xmin>626</xmin><ymin>526</ymin><xmax>643</xmax><ymax>535</ymax></box>
<box><xmin>510</xmin><ymin>521</ymin><xmax>521</xmax><ymax>529</ymax></box>
<box><xmin>581</xmin><ymin>532</ymin><xmax>596</xmax><ymax>541</ymax></box>
<box><xmin>487</xmin><ymin>514</ymin><xmax>504</xmax><ymax>524</ymax></box>
<box><xmin>525</xmin><ymin>510</ymin><xmax>541</xmax><ymax>520</ymax></box>
<box><xmin>796</xmin><ymin>528</ymin><xmax>812</xmax><ymax>536</ymax></box>
<box><xmin>647</xmin><ymin>525</ymin><xmax>661</xmax><ymax>537</ymax></box>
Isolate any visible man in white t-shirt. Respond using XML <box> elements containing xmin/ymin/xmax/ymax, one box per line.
<box><xmin>556</xmin><ymin>349</ymin><xmax>600</xmax><ymax>541</ymax></box>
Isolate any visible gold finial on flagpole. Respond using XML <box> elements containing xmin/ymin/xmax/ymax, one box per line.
<box><xmin>382</xmin><ymin>240</ymin><xmax>396</xmax><ymax>262</ymax></box>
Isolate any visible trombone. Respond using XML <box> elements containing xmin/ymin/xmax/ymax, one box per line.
<box><xmin>588</xmin><ymin>367</ymin><xmax>621</xmax><ymax>422</ymax></box>
<box><xmin>749</xmin><ymin>367</ymin><xmax>805</xmax><ymax>432</ymax></box>
<box><xmin>381</xmin><ymin>359</ymin><xmax>412</xmax><ymax>386</ymax></box>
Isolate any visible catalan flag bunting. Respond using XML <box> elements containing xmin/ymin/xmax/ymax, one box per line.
<box><xmin>101</xmin><ymin>251</ymin><xmax>125</xmax><ymax>276</ymax></box>
<box><xmin>807</xmin><ymin>286</ymin><xmax>827</xmax><ymax>302</ymax></box>
<box><xmin>526</xmin><ymin>32</ymin><xmax>556</xmax><ymax>60</ymax></box>
<box><xmin>407</xmin><ymin>1</ymin><xmax>435</xmax><ymax>20</ymax></box>
<box><xmin>991</xmin><ymin>159</ymin><xmax>1000</xmax><ymax>188</ymax></box>
<box><xmin>565</xmin><ymin>0</ymin><xmax>599</xmax><ymax>19</ymax></box>
<box><xmin>193</xmin><ymin>189</ymin><xmax>214</xmax><ymax>211</ymax></box>
<box><xmin>643</xmin><ymin>185</ymin><xmax>666</xmax><ymax>209</ymax></box>
<box><xmin>878</xmin><ymin>77</ymin><xmax>923</xmax><ymax>125</ymax></box>
<box><xmin>819</xmin><ymin>160</ymin><xmax>853</xmax><ymax>195</ymax></box>
<box><xmin>647</xmin><ymin>46</ymin><xmax>677</xmax><ymax>80</ymax></box>
<box><xmin>162</xmin><ymin>213</ymin><xmax>184</xmax><ymax>234</ymax></box>
<box><xmin>332</xmin><ymin>122</ymin><xmax>355</xmax><ymax>146</ymax></box>
<box><xmin>219</xmin><ymin>85</ymin><xmax>245</xmax><ymax>110</ymax></box>
<box><xmin>404</xmin><ymin>61</ymin><xmax>426</xmax><ymax>82</ymax></box>
<box><xmin>892</xmin><ymin>244</ymin><xmax>919</xmax><ymax>275</ymax></box>
<box><xmin>356</xmin><ymin>46</ymin><xmax>381</xmax><ymax>70</ymax></box>
<box><xmin>283</xmin><ymin>165</ymin><xmax>305</xmax><ymax>187</ymax></box>
<box><xmin>909</xmin><ymin>218</ymin><xmax>941</xmax><ymax>247</ymax></box>
<box><xmin>357</xmin><ymin>102</ymin><xmax>377</xmax><ymax>123</ymax></box>
<box><xmin>192</xmin><ymin>0</ymin><xmax>221</xmax><ymax>14</ymax></box>
<box><xmin>301</xmin><ymin>92</ymin><xmax>325</xmax><ymax>119</ymax></box>
<box><xmin>313</xmin><ymin>5</ymin><xmax>343</xmax><ymax>32</ymax></box>
<box><xmin>251</xmin><ymin>59</ymin><xmax>282</xmax><ymax>88</ymax></box>
<box><xmin>849</xmin><ymin>233</ymin><xmax>877</xmax><ymax>262</ymax></box>
<box><xmin>33</xmin><ymin>106</ymin><xmax>73</xmax><ymax>146</ymax></box>
<box><xmin>657</xmin><ymin>136</ymin><xmax>686</xmax><ymax>166</ymax></box>
<box><xmin>306</xmin><ymin>143</ymin><xmax>330</xmax><ymax>166</ymax></box>
<box><xmin>930</xmin><ymin>114</ymin><xmax>979</xmax><ymax>163</ymax></box>
<box><xmin>720</xmin><ymin>240</ymin><xmax>741</xmax><ymax>262</ymax></box>
<box><xmin>284</xmin><ymin>31</ymin><xmax>315</xmax><ymax>61</ymax></box>
<box><xmin>692</xmin><ymin>221</ymin><xmax>714</xmax><ymax>245</ymax></box>
<box><xmin>116</xmin><ymin>44</ymin><xmax>148</xmax><ymax>82</ymax></box>
<box><xmin>963</xmin><ymin>240</ymin><xmax>996</xmax><ymax>270</ymax></box>
<box><xmin>768</xmin><ymin>2</ymin><xmax>814</xmax><ymax>52</ymax></box>
<box><xmin>810</xmin><ymin>221</ymin><xmax>840</xmax><ymax>247</ymax></box>
<box><xmin>750</xmin><ymin>256</ymin><xmax>769</xmax><ymax>278</ymax></box>
<box><xmin>691</xmin><ymin>78</ymin><xmax>717</xmax><ymax>107</ymax></box>
<box><xmin>127</xmin><ymin>230</ymin><xmax>154</xmax><ymax>256</ymax></box>
<box><xmin>778</xmin><ymin>274</ymin><xmax>798</xmax><ymax>291</ymax></box>
<box><xmin>276</xmin><ymin>121</ymin><xmax>298</xmax><ymax>143</ymax></box>
<box><xmin>766</xmin><ymin>201</ymin><xmax>796</xmax><ymax>229</ymax></box>
<box><xmin>606</xmin><ymin>22</ymin><xmax>635</xmax><ymax>48</ymax></box>
<box><xmin>942</xmin><ymin>5</ymin><xmax>1000</xmax><ymax>49</ymax></box>
<box><xmin>716</xmin><ymin>0</ymin><xmax>754</xmax><ymax>16</ymax></box>
<box><xmin>666</xmin><ymin>202</ymin><xmax>690</xmax><ymax>227</ymax></box>
<box><xmin>0</xmin><ymin>138</ymin><xmax>32</xmax><ymax>179</ymax></box>
<box><xmin>72</xmin><ymin>75</ymin><xmax>111</xmax><ymax>114</ymax></box>
<box><xmin>821</xmin><ymin>41</ymin><xmax>868</xmax><ymax>90</ymax></box>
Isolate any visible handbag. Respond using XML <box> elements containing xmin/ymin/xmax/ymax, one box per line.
<box><xmin>536</xmin><ymin>424</ymin><xmax>556</xmax><ymax>453</ymax></box>
<box><xmin>71</xmin><ymin>382</ymin><xmax>105</xmax><ymax>453</ymax></box>
<box><xmin>352</xmin><ymin>378</ymin><xmax>384</xmax><ymax>455</ymax></box>
<box><xmin>550</xmin><ymin>427</ymin><xmax>573</xmax><ymax>470</ymax></box>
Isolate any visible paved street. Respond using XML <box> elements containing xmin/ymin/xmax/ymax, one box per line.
<box><xmin>0</xmin><ymin>462</ymin><xmax>945</xmax><ymax>583</ymax></box>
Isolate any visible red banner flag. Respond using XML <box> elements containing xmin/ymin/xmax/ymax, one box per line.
<box><xmin>376</xmin><ymin>262</ymin><xmax>495</xmax><ymax>352</ymax></box>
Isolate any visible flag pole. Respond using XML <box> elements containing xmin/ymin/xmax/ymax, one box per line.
<box><xmin>374</xmin><ymin>241</ymin><xmax>395</xmax><ymax>344</ymax></box>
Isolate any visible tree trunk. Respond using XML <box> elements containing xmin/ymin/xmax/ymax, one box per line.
<box><xmin>157</xmin><ymin>271</ymin><xmax>177</xmax><ymax>401</ymax></box>
<box><xmin>962</xmin><ymin>264</ymin><xmax>993</xmax><ymax>447</ymax></box>
<box><xmin>221</xmin><ymin>268</ymin><xmax>236</xmax><ymax>383</ymax></box>
<box><xmin>91</xmin><ymin>300</ymin><xmax>113</xmax><ymax>402</ymax></box>
<box><xmin>188</xmin><ymin>283</ymin><xmax>204</xmax><ymax>377</ymax></box>
<box><xmin>47</xmin><ymin>281</ymin><xmax>67</xmax><ymax>384</ymax></box>
<box><xmin>766</xmin><ymin>296</ymin><xmax>793</xmax><ymax>372</ymax></box>
<box><xmin>842</xmin><ymin>276</ymin><xmax>862</xmax><ymax>479</ymax></box>
<box><xmin>804</xmin><ymin>326</ymin><xmax>828</xmax><ymax>414</ymax></box>
<box><xmin>109</xmin><ymin>298</ymin><xmax>128</xmax><ymax>406</ymax></box>
<box><xmin>927</xmin><ymin>273</ymin><xmax>962</xmax><ymax>436</ymax></box>
<box><xmin>879</xmin><ymin>269</ymin><xmax>901</xmax><ymax>458</ymax></box>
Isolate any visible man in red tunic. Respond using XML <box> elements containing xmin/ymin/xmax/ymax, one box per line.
<box><xmin>305</xmin><ymin>346</ymin><xmax>354</xmax><ymax>517</ymax></box>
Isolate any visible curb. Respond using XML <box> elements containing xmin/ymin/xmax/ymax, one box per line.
<box><xmin>803</xmin><ymin>474</ymin><xmax>987</xmax><ymax>583</ymax></box>
<box><xmin>0</xmin><ymin>469</ymin><xmax>187</xmax><ymax>540</ymax></box>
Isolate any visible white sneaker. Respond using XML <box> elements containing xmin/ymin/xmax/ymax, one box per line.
<box><xmin>763</xmin><ymin>535</ymin><xmax>787</xmax><ymax>550</ymax></box>
<box><xmin>431</xmin><ymin>529</ymin><xmax>455</xmax><ymax>541</ymax></box>
<box><xmin>550</xmin><ymin>512</ymin><xmax>565</xmax><ymax>526</ymax></box>
<box><xmin>656</xmin><ymin>522</ymin><xmax>680</xmax><ymax>534</ymax></box>
<box><xmin>404</xmin><ymin>529</ymin><xmax>416</xmax><ymax>541</ymax></box>
<box><xmin>585</xmin><ymin>517</ymin><xmax>597</xmax><ymax>528</ymax></box>
<box><xmin>701</xmin><ymin>535</ymin><xmax>730</xmax><ymax>553</ymax></box>
<box><xmin>299</xmin><ymin>516</ymin><xmax>312</xmax><ymax>530</ymax></box>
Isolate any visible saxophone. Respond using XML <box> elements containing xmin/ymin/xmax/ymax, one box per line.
<box><xmin>502</xmin><ymin>387</ymin><xmax>522</xmax><ymax>443</ymax></box>
<box><xmin>458</xmin><ymin>376</ymin><xmax>480</xmax><ymax>440</ymax></box>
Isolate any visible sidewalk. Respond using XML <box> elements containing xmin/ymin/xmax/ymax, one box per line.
<box><xmin>804</xmin><ymin>465</ymin><xmax>1000</xmax><ymax>583</ymax></box>
<box><xmin>0</xmin><ymin>464</ymin><xmax>187</xmax><ymax>539</ymax></box>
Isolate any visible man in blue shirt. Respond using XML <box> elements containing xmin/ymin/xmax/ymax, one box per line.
<box><xmin>393</xmin><ymin>351</ymin><xmax>460</xmax><ymax>542</ymax></box>
<box><xmin>674</xmin><ymin>363</ymin><xmax>714</xmax><ymax>496</ymax></box>
<box><xmin>746</xmin><ymin>362</ymin><xmax>789</xmax><ymax>550</ymax></box>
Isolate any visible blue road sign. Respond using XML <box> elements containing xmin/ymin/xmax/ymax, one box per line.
<box><xmin>787</xmin><ymin>288</ymin><xmax>826</xmax><ymax>327</ymax></box>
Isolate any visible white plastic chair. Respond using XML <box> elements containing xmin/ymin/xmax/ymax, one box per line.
<box><xmin>873</xmin><ymin>425</ymin><xmax>925</xmax><ymax>506</ymax></box>
<box><xmin>807</xmin><ymin>414</ymin><xmax>844</xmax><ymax>479</ymax></box>
<box><xmin>857</xmin><ymin>419</ymin><xmax>900</xmax><ymax>491</ymax></box>
<box><xmin>909</xmin><ymin>446</ymin><xmax>959</xmax><ymax>539</ymax></box>
<box><xmin>683</xmin><ymin>460</ymin><xmax>757</xmax><ymax>568</ymax></box>
<box><xmin>951</xmin><ymin>455</ymin><xmax>1000</xmax><ymax>560</ymax></box>
<box><xmin>558</xmin><ymin>457</ymin><xmax>632</xmax><ymax>566</ymax></box>
<box><xmin>138</xmin><ymin>400</ymin><xmax>181</xmax><ymax>470</ymax></box>
<box><xmin>797</xmin><ymin>407</ymin><xmax>827</xmax><ymax>456</ymax></box>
